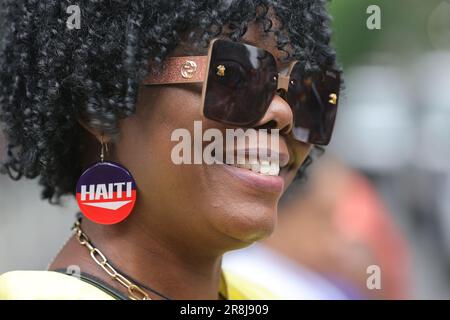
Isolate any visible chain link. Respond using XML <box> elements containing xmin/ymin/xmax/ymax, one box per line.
<box><xmin>72</xmin><ymin>220</ymin><xmax>151</xmax><ymax>300</ymax></box>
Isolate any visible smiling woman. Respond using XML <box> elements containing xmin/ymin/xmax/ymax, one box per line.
<box><xmin>0</xmin><ymin>0</ymin><xmax>339</xmax><ymax>300</ymax></box>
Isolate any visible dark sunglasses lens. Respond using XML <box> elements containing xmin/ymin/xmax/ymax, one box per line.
<box><xmin>203</xmin><ymin>40</ymin><xmax>278</xmax><ymax>126</ymax></box>
<box><xmin>288</xmin><ymin>63</ymin><xmax>341</xmax><ymax>145</ymax></box>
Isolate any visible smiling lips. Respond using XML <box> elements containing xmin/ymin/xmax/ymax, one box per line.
<box><xmin>215</xmin><ymin>148</ymin><xmax>290</xmax><ymax>176</ymax></box>
<box><xmin>214</xmin><ymin>148</ymin><xmax>290</xmax><ymax>193</ymax></box>
<box><xmin>232</xmin><ymin>159</ymin><xmax>280</xmax><ymax>176</ymax></box>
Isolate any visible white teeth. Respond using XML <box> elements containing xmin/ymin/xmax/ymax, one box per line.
<box><xmin>231</xmin><ymin>159</ymin><xmax>280</xmax><ymax>176</ymax></box>
<box><xmin>260</xmin><ymin>160</ymin><xmax>271</xmax><ymax>175</ymax></box>
<box><xmin>236</xmin><ymin>156</ymin><xmax>247</xmax><ymax>166</ymax></box>
<box><xmin>269</xmin><ymin>162</ymin><xmax>280</xmax><ymax>176</ymax></box>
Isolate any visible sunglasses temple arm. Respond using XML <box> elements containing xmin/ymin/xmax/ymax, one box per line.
<box><xmin>143</xmin><ymin>56</ymin><xmax>209</xmax><ymax>85</ymax></box>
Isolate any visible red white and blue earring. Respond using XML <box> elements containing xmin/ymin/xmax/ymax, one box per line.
<box><xmin>76</xmin><ymin>135</ymin><xmax>137</xmax><ymax>225</ymax></box>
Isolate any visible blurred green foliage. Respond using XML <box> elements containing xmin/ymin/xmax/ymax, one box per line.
<box><xmin>328</xmin><ymin>0</ymin><xmax>446</xmax><ymax>67</ymax></box>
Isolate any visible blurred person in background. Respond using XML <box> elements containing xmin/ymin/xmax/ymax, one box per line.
<box><xmin>327</xmin><ymin>0</ymin><xmax>450</xmax><ymax>297</ymax></box>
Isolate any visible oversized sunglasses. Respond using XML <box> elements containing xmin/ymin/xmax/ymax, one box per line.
<box><xmin>144</xmin><ymin>39</ymin><xmax>341</xmax><ymax>145</ymax></box>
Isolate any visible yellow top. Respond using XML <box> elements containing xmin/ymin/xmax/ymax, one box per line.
<box><xmin>0</xmin><ymin>270</ymin><xmax>277</xmax><ymax>300</ymax></box>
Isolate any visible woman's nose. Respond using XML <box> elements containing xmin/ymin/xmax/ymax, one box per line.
<box><xmin>253</xmin><ymin>93</ymin><xmax>293</xmax><ymax>134</ymax></box>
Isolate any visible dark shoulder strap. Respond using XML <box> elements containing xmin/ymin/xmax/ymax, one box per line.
<box><xmin>53</xmin><ymin>268</ymin><xmax>129</xmax><ymax>300</ymax></box>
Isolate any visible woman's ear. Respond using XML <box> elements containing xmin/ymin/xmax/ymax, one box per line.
<box><xmin>77</xmin><ymin>117</ymin><xmax>112</xmax><ymax>145</ymax></box>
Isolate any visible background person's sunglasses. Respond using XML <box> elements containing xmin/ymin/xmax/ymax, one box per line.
<box><xmin>144</xmin><ymin>39</ymin><xmax>341</xmax><ymax>146</ymax></box>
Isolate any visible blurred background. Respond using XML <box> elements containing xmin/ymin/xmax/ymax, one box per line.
<box><xmin>1</xmin><ymin>0</ymin><xmax>450</xmax><ymax>299</ymax></box>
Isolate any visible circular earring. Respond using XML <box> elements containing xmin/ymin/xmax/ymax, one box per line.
<box><xmin>75</xmin><ymin>136</ymin><xmax>137</xmax><ymax>225</ymax></box>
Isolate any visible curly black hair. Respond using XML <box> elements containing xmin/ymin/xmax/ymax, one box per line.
<box><xmin>0</xmin><ymin>0</ymin><xmax>337</xmax><ymax>203</ymax></box>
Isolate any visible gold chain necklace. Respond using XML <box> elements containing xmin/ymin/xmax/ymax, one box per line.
<box><xmin>72</xmin><ymin>219</ymin><xmax>151</xmax><ymax>300</ymax></box>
